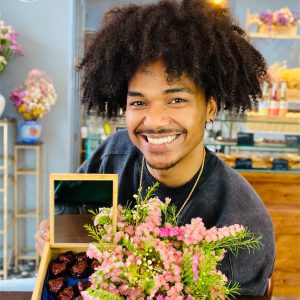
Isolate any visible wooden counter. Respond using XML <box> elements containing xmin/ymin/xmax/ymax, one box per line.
<box><xmin>240</xmin><ymin>171</ymin><xmax>300</xmax><ymax>296</ymax></box>
<box><xmin>0</xmin><ymin>291</ymin><xmax>298</xmax><ymax>300</ymax></box>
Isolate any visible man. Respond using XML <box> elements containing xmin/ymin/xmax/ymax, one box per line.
<box><xmin>35</xmin><ymin>0</ymin><xmax>275</xmax><ymax>296</ymax></box>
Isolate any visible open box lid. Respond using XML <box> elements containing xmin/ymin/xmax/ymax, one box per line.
<box><xmin>49</xmin><ymin>173</ymin><xmax>118</xmax><ymax>247</ymax></box>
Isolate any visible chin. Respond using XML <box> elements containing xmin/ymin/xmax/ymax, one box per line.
<box><xmin>146</xmin><ymin>158</ymin><xmax>179</xmax><ymax>171</ymax></box>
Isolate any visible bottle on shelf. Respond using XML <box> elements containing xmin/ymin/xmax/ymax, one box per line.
<box><xmin>278</xmin><ymin>79</ymin><xmax>288</xmax><ymax>116</ymax></box>
<box><xmin>258</xmin><ymin>81</ymin><xmax>270</xmax><ymax>115</ymax></box>
<box><xmin>269</xmin><ymin>82</ymin><xmax>279</xmax><ymax>117</ymax></box>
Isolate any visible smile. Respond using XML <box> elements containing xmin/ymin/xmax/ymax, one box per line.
<box><xmin>146</xmin><ymin>135</ymin><xmax>178</xmax><ymax>145</ymax></box>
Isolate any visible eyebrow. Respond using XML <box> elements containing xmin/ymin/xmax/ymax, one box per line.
<box><xmin>127</xmin><ymin>87</ymin><xmax>193</xmax><ymax>97</ymax></box>
<box><xmin>164</xmin><ymin>87</ymin><xmax>193</xmax><ymax>94</ymax></box>
<box><xmin>127</xmin><ymin>91</ymin><xmax>144</xmax><ymax>97</ymax></box>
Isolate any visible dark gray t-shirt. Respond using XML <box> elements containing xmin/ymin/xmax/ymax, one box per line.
<box><xmin>78</xmin><ymin>129</ymin><xmax>275</xmax><ymax>296</ymax></box>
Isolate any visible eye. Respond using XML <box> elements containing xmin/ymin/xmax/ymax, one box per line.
<box><xmin>129</xmin><ymin>100</ymin><xmax>145</xmax><ymax>107</ymax></box>
<box><xmin>169</xmin><ymin>98</ymin><xmax>187</xmax><ymax>104</ymax></box>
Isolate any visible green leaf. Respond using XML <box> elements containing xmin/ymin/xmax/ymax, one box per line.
<box><xmin>85</xmin><ymin>287</ymin><xmax>124</xmax><ymax>299</ymax></box>
<box><xmin>83</xmin><ymin>224</ymin><xmax>102</xmax><ymax>243</ymax></box>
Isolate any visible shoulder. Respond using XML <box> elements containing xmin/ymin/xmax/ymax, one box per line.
<box><xmin>78</xmin><ymin>129</ymin><xmax>138</xmax><ymax>173</ymax></box>
<box><xmin>208</xmin><ymin>154</ymin><xmax>260</xmax><ymax>200</ymax></box>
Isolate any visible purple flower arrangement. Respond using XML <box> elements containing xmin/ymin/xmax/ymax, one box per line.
<box><xmin>259</xmin><ymin>7</ymin><xmax>299</xmax><ymax>27</ymax></box>
<box><xmin>259</xmin><ymin>10</ymin><xmax>273</xmax><ymax>26</ymax></box>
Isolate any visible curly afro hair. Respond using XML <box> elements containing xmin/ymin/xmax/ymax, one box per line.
<box><xmin>79</xmin><ymin>0</ymin><xmax>267</xmax><ymax>117</ymax></box>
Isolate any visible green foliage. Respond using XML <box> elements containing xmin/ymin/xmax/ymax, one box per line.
<box><xmin>88</xmin><ymin>209</ymin><xmax>98</xmax><ymax>216</ymax></box>
<box><xmin>122</xmin><ymin>237</ymin><xmax>136</xmax><ymax>253</ymax></box>
<box><xmin>181</xmin><ymin>254</ymin><xmax>194</xmax><ymax>285</ymax></box>
<box><xmin>123</xmin><ymin>181</ymin><xmax>180</xmax><ymax>227</ymax></box>
<box><xmin>140</xmin><ymin>277</ymin><xmax>156</xmax><ymax>295</ymax></box>
<box><xmin>159</xmin><ymin>199</ymin><xmax>178</xmax><ymax>227</ymax></box>
<box><xmin>123</xmin><ymin>182</ymin><xmax>160</xmax><ymax>226</ymax></box>
<box><xmin>85</xmin><ymin>287</ymin><xmax>123</xmax><ymax>300</ymax></box>
<box><xmin>83</xmin><ymin>224</ymin><xmax>102</xmax><ymax>243</ymax></box>
<box><xmin>202</xmin><ymin>230</ymin><xmax>262</xmax><ymax>256</ymax></box>
<box><xmin>181</xmin><ymin>251</ymin><xmax>240</xmax><ymax>299</ymax></box>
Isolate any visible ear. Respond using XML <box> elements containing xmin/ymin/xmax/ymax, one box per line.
<box><xmin>206</xmin><ymin>98</ymin><xmax>218</xmax><ymax>122</ymax></box>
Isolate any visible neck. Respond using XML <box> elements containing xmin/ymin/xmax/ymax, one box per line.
<box><xmin>146</xmin><ymin>145</ymin><xmax>205</xmax><ymax>188</ymax></box>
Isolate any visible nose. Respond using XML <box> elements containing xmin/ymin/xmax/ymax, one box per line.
<box><xmin>143</xmin><ymin>103</ymin><xmax>170</xmax><ymax>129</ymax></box>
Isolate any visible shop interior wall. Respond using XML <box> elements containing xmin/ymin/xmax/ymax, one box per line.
<box><xmin>231</xmin><ymin>0</ymin><xmax>300</xmax><ymax>67</ymax></box>
<box><xmin>0</xmin><ymin>0</ymin><xmax>299</xmax><ymax>257</ymax></box>
<box><xmin>87</xmin><ymin>0</ymin><xmax>300</xmax><ymax>67</ymax></box>
<box><xmin>0</xmin><ymin>0</ymin><xmax>76</xmax><ymax>256</ymax></box>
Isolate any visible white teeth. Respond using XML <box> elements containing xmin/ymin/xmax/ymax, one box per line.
<box><xmin>147</xmin><ymin>135</ymin><xmax>177</xmax><ymax>145</ymax></box>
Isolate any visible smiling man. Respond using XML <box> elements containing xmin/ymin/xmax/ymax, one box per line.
<box><xmin>126</xmin><ymin>60</ymin><xmax>217</xmax><ymax>187</ymax></box>
<box><xmin>35</xmin><ymin>0</ymin><xmax>275</xmax><ymax>296</ymax></box>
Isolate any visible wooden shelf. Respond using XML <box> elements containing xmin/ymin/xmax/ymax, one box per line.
<box><xmin>0</xmin><ymin>120</ymin><xmax>16</xmax><ymax>279</ymax></box>
<box><xmin>15</xmin><ymin>169</ymin><xmax>39</xmax><ymax>175</ymax></box>
<box><xmin>245</xmin><ymin>9</ymin><xmax>300</xmax><ymax>41</ymax></box>
<box><xmin>15</xmin><ymin>213</ymin><xmax>39</xmax><ymax>218</ymax></box>
<box><xmin>14</xmin><ymin>143</ymin><xmax>43</xmax><ymax>272</ymax></box>
<box><xmin>248</xmin><ymin>32</ymin><xmax>300</xmax><ymax>40</ymax></box>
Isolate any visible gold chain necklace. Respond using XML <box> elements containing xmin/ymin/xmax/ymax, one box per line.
<box><xmin>139</xmin><ymin>147</ymin><xmax>206</xmax><ymax>218</ymax></box>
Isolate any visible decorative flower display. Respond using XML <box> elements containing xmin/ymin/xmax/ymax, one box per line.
<box><xmin>0</xmin><ymin>20</ymin><xmax>25</xmax><ymax>75</ymax></box>
<box><xmin>83</xmin><ymin>183</ymin><xmax>261</xmax><ymax>300</ymax></box>
<box><xmin>268</xmin><ymin>63</ymin><xmax>300</xmax><ymax>89</ymax></box>
<box><xmin>259</xmin><ymin>7</ymin><xmax>299</xmax><ymax>27</ymax></box>
<box><xmin>259</xmin><ymin>10</ymin><xmax>273</xmax><ymax>26</ymax></box>
<box><xmin>10</xmin><ymin>69</ymin><xmax>57</xmax><ymax>120</ymax></box>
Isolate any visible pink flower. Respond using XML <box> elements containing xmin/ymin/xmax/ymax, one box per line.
<box><xmin>81</xmin><ymin>290</ymin><xmax>98</xmax><ymax>300</ymax></box>
<box><xmin>167</xmin><ymin>285</ymin><xmax>182</xmax><ymax>298</ymax></box>
<box><xmin>86</xmin><ymin>244</ymin><xmax>102</xmax><ymax>261</ymax></box>
<box><xmin>83</xmin><ymin>185</ymin><xmax>258</xmax><ymax>299</ymax></box>
<box><xmin>113</xmin><ymin>231</ymin><xmax>124</xmax><ymax>243</ymax></box>
<box><xmin>159</xmin><ymin>228</ymin><xmax>171</xmax><ymax>237</ymax></box>
<box><xmin>192</xmin><ymin>254</ymin><xmax>199</xmax><ymax>281</ymax></box>
<box><xmin>125</xmin><ymin>225</ymin><xmax>135</xmax><ymax>236</ymax></box>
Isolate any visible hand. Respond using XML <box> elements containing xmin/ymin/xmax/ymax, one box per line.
<box><xmin>35</xmin><ymin>219</ymin><xmax>50</xmax><ymax>257</ymax></box>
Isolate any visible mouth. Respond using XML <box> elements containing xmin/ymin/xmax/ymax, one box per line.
<box><xmin>142</xmin><ymin>134</ymin><xmax>180</xmax><ymax>145</ymax></box>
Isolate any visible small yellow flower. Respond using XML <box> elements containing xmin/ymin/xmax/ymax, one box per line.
<box><xmin>18</xmin><ymin>104</ymin><xmax>26</xmax><ymax>113</ymax></box>
<box><xmin>22</xmin><ymin>112</ymin><xmax>32</xmax><ymax>120</ymax></box>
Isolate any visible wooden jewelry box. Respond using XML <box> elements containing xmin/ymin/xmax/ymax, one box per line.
<box><xmin>31</xmin><ymin>173</ymin><xmax>118</xmax><ymax>300</ymax></box>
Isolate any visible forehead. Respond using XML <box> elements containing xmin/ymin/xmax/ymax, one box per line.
<box><xmin>128</xmin><ymin>60</ymin><xmax>199</xmax><ymax>91</ymax></box>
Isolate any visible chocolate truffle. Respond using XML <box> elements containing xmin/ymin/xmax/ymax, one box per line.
<box><xmin>70</xmin><ymin>260</ymin><xmax>90</xmax><ymax>279</ymax></box>
<box><xmin>58</xmin><ymin>251</ymin><xmax>74</xmax><ymax>265</ymax></box>
<box><xmin>49</xmin><ymin>261</ymin><xmax>67</xmax><ymax>277</ymax></box>
<box><xmin>47</xmin><ymin>276</ymin><xmax>66</xmax><ymax>294</ymax></box>
<box><xmin>91</xmin><ymin>258</ymin><xmax>100</xmax><ymax>269</ymax></box>
<box><xmin>57</xmin><ymin>286</ymin><xmax>75</xmax><ymax>300</ymax></box>
<box><xmin>77</xmin><ymin>280</ymin><xmax>92</xmax><ymax>292</ymax></box>
<box><xmin>74</xmin><ymin>252</ymin><xmax>88</xmax><ymax>262</ymax></box>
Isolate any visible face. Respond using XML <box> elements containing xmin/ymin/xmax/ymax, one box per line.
<box><xmin>126</xmin><ymin>60</ymin><xmax>217</xmax><ymax>172</ymax></box>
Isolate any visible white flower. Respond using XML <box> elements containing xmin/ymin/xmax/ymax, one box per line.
<box><xmin>0</xmin><ymin>56</ymin><xmax>7</xmax><ymax>64</ymax></box>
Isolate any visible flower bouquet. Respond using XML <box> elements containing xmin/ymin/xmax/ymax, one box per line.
<box><xmin>83</xmin><ymin>183</ymin><xmax>261</xmax><ymax>300</ymax></box>
<box><xmin>10</xmin><ymin>69</ymin><xmax>57</xmax><ymax>120</ymax></box>
<box><xmin>0</xmin><ymin>20</ymin><xmax>25</xmax><ymax>75</ymax></box>
<box><xmin>258</xmin><ymin>7</ymin><xmax>299</xmax><ymax>35</ymax></box>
